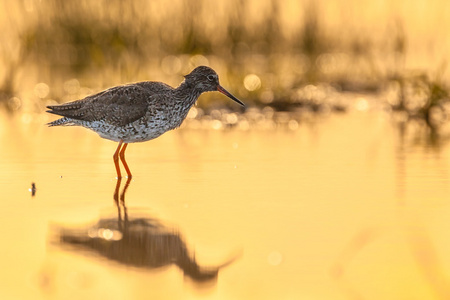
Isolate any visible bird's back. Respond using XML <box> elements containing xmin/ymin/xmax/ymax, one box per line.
<box><xmin>135</xmin><ymin>81</ymin><xmax>173</xmax><ymax>94</ymax></box>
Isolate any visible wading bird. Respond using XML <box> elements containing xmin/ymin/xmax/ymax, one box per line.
<box><xmin>47</xmin><ymin>66</ymin><xmax>244</xmax><ymax>178</ymax></box>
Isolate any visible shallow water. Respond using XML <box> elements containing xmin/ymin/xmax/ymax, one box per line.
<box><xmin>1</xmin><ymin>108</ymin><xmax>450</xmax><ymax>299</ymax></box>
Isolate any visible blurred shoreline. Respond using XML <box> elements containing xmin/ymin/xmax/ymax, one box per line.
<box><xmin>1</xmin><ymin>0</ymin><xmax>449</xmax><ymax>133</ymax></box>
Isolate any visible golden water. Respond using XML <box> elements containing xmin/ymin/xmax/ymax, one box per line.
<box><xmin>1</xmin><ymin>109</ymin><xmax>450</xmax><ymax>299</ymax></box>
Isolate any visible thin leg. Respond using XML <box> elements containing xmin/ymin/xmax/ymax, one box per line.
<box><xmin>119</xmin><ymin>142</ymin><xmax>132</xmax><ymax>178</ymax></box>
<box><xmin>113</xmin><ymin>140</ymin><xmax>124</xmax><ymax>179</ymax></box>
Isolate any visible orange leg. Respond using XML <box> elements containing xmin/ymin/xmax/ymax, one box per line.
<box><xmin>119</xmin><ymin>142</ymin><xmax>132</xmax><ymax>178</ymax></box>
<box><xmin>113</xmin><ymin>140</ymin><xmax>124</xmax><ymax>179</ymax></box>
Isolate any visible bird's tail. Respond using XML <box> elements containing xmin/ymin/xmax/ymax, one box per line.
<box><xmin>47</xmin><ymin>117</ymin><xmax>73</xmax><ymax>127</ymax></box>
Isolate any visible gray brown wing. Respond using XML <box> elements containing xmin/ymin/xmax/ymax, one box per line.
<box><xmin>47</xmin><ymin>85</ymin><xmax>150</xmax><ymax>127</ymax></box>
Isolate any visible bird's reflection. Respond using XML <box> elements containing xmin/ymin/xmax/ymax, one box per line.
<box><xmin>54</xmin><ymin>178</ymin><xmax>233</xmax><ymax>283</ymax></box>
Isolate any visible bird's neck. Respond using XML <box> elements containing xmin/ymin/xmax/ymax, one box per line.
<box><xmin>173</xmin><ymin>80</ymin><xmax>203</xmax><ymax>107</ymax></box>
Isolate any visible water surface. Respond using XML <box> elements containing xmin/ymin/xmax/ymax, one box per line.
<box><xmin>1</xmin><ymin>108</ymin><xmax>450</xmax><ymax>299</ymax></box>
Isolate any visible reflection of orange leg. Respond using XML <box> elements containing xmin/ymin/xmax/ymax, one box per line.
<box><xmin>113</xmin><ymin>176</ymin><xmax>132</xmax><ymax>230</ymax></box>
<box><xmin>113</xmin><ymin>177</ymin><xmax>123</xmax><ymax>229</ymax></box>
<box><xmin>113</xmin><ymin>140</ymin><xmax>124</xmax><ymax>179</ymax></box>
<box><xmin>113</xmin><ymin>177</ymin><xmax>122</xmax><ymax>205</ymax></box>
<box><xmin>121</xmin><ymin>176</ymin><xmax>132</xmax><ymax>204</ymax></box>
<box><xmin>121</xmin><ymin>177</ymin><xmax>132</xmax><ymax>222</ymax></box>
<box><xmin>119</xmin><ymin>142</ymin><xmax>132</xmax><ymax>178</ymax></box>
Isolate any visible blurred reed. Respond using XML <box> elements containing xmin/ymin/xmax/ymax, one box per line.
<box><xmin>1</xmin><ymin>0</ymin><xmax>449</xmax><ymax>130</ymax></box>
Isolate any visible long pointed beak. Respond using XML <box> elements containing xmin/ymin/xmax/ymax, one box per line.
<box><xmin>217</xmin><ymin>85</ymin><xmax>245</xmax><ymax>106</ymax></box>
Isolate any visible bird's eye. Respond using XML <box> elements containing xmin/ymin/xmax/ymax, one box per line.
<box><xmin>207</xmin><ymin>75</ymin><xmax>215</xmax><ymax>82</ymax></box>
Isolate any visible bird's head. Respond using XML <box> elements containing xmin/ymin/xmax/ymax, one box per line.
<box><xmin>184</xmin><ymin>66</ymin><xmax>245</xmax><ymax>106</ymax></box>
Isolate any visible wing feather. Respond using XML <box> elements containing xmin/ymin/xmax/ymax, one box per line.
<box><xmin>47</xmin><ymin>84</ymin><xmax>151</xmax><ymax>127</ymax></box>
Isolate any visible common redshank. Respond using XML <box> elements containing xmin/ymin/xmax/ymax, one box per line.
<box><xmin>47</xmin><ymin>66</ymin><xmax>244</xmax><ymax>178</ymax></box>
